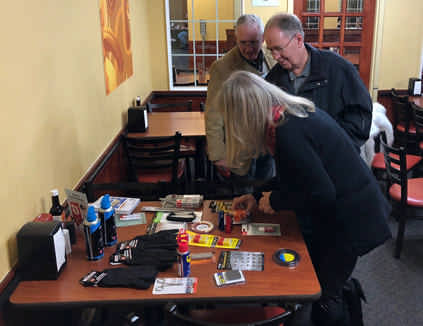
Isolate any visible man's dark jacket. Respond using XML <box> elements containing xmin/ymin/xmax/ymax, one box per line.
<box><xmin>266</xmin><ymin>44</ymin><xmax>372</xmax><ymax>148</ymax></box>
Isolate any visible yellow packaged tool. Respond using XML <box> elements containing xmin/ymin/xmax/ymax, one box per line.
<box><xmin>186</xmin><ymin>231</ymin><xmax>242</xmax><ymax>249</ymax></box>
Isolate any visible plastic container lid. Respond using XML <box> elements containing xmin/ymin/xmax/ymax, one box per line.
<box><xmin>272</xmin><ymin>249</ymin><xmax>300</xmax><ymax>268</ymax></box>
<box><xmin>86</xmin><ymin>206</ymin><xmax>98</xmax><ymax>222</ymax></box>
<box><xmin>100</xmin><ymin>194</ymin><xmax>111</xmax><ymax>209</ymax></box>
<box><xmin>50</xmin><ymin>189</ymin><xmax>59</xmax><ymax>196</ymax></box>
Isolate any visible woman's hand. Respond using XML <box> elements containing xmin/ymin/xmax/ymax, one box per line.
<box><xmin>232</xmin><ymin>194</ymin><xmax>257</xmax><ymax>214</ymax></box>
<box><xmin>258</xmin><ymin>192</ymin><xmax>276</xmax><ymax>215</ymax></box>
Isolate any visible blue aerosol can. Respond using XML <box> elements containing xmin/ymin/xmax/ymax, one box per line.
<box><xmin>83</xmin><ymin>205</ymin><xmax>104</xmax><ymax>260</ymax></box>
<box><xmin>176</xmin><ymin>230</ymin><xmax>191</xmax><ymax>277</ymax></box>
<box><xmin>98</xmin><ymin>194</ymin><xmax>117</xmax><ymax>246</ymax></box>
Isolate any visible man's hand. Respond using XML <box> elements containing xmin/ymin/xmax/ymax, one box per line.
<box><xmin>214</xmin><ymin>160</ymin><xmax>231</xmax><ymax>178</ymax></box>
<box><xmin>258</xmin><ymin>192</ymin><xmax>276</xmax><ymax>215</ymax></box>
<box><xmin>232</xmin><ymin>194</ymin><xmax>257</xmax><ymax>214</ymax></box>
<box><xmin>213</xmin><ymin>160</ymin><xmax>228</xmax><ymax>167</ymax></box>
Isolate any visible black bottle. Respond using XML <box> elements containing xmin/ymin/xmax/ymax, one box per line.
<box><xmin>49</xmin><ymin>189</ymin><xmax>63</xmax><ymax>221</ymax></box>
<box><xmin>83</xmin><ymin>206</ymin><xmax>104</xmax><ymax>260</ymax></box>
<box><xmin>98</xmin><ymin>194</ymin><xmax>117</xmax><ymax>246</ymax></box>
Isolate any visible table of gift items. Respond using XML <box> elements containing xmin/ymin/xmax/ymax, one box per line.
<box><xmin>11</xmin><ymin>194</ymin><xmax>320</xmax><ymax>308</ymax></box>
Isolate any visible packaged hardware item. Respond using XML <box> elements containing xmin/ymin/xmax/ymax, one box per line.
<box><xmin>161</xmin><ymin>194</ymin><xmax>204</xmax><ymax>209</ymax></box>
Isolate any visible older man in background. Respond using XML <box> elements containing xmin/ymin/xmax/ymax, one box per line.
<box><xmin>205</xmin><ymin>14</ymin><xmax>276</xmax><ymax>193</ymax></box>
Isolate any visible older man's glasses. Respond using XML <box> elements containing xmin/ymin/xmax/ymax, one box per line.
<box><xmin>238</xmin><ymin>40</ymin><xmax>261</xmax><ymax>48</ymax></box>
<box><xmin>268</xmin><ymin>35</ymin><xmax>295</xmax><ymax>54</ymax></box>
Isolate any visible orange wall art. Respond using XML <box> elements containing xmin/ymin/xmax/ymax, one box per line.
<box><xmin>100</xmin><ymin>0</ymin><xmax>134</xmax><ymax>95</ymax></box>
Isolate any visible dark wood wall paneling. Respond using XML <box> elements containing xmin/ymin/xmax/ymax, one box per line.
<box><xmin>151</xmin><ymin>90</ymin><xmax>207</xmax><ymax>111</ymax></box>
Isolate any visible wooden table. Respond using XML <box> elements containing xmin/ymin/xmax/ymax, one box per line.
<box><xmin>126</xmin><ymin>111</ymin><xmax>207</xmax><ymax>179</ymax></box>
<box><xmin>127</xmin><ymin>111</ymin><xmax>205</xmax><ymax>138</ymax></box>
<box><xmin>10</xmin><ymin>201</ymin><xmax>320</xmax><ymax>309</ymax></box>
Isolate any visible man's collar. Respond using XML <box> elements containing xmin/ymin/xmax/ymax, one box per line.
<box><xmin>289</xmin><ymin>52</ymin><xmax>311</xmax><ymax>80</ymax></box>
<box><xmin>304</xmin><ymin>43</ymin><xmax>327</xmax><ymax>81</ymax></box>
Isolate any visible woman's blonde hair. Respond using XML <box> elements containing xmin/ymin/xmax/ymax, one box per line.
<box><xmin>217</xmin><ymin>71</ymin><xmax>315</xmax><ymax>168</ymax></box>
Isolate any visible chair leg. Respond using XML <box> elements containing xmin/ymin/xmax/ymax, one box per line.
<box><xmin>394</xmin><ymin>211</ymin><xmax>407</xmax><ymax>259</ymax></box>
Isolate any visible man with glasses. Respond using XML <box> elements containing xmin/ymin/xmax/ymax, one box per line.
<box><xmin>205</xmin><ymin>14</ymin><xmax>276</xmax><ymax>193</ymax></box>
<box><xmin>265</xmin><ymin>13</ymin><xmax>372</xmax><ymax>150</ymax></box>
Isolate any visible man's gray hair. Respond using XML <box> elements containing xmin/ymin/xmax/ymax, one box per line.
<box><xmin>236</xmin><ymin>14</ymin><xmax>264</xmax><ymax>34</ymax></box>
<box><xmin>265</xmin><ymin>13</ymin><xmax>304</xmax><ymax>38</ymax></box>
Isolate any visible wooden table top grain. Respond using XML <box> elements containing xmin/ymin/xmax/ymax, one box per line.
<box><xmin>127</xmin><ymin>111</ymin><xmax>205</xmax><ymax>138</ymax></box>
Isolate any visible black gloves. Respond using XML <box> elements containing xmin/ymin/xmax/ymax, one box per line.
<box><xmin>126</xmin><ymin>248</ymin><xmax>178</xmax><ymax>270</ymax></box>
<box><xmin>117</xmin><ymin>230</ymin><xmax>178</xmax><ymax>251</ymax></box>
<box><xmin>111</xmin><ymin>230</ymin><xmax>178</xmax><ymax>271</ymax></box>
<box><xmin>81</xmin><ymin>231</ymin><xmax>179</xmax><ymax>290</ymax></box>
<box><xmin>80</xmin><ymin>266</ymin><xmax>158</xmax><ymax>289</ymax></box>
<box><xmin>111</xmin><ymin>248</ymin><xmax>177</xmax><ymax>271</ymax></box>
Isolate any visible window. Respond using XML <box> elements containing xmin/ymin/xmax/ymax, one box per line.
<box><xmin>306</xmin><ymin>0</ymin><xmax>320</xmax><ymax>13</ymax></box>
<box><xmin>166</xmin><ymin>0</ymin><xmax>242</xmax><ymax>89</ymax></box>
<box><xmin>346</xmin><ymin>0</ymin><xmax>363</xmax><ymax>12</ymax></box>
<box><xmin>345</xmin><ymin>16</ymin><xmax>362</xmax><ymax>30</ymax></box>
<box><xmin>305</xmin><ymin>16</ymin><xmax>319</xmax><ymax>29</ymax></box>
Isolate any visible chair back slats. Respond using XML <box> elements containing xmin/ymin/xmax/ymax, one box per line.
<box><xmin>123</xmin><ymin>132</ymin><xmax>182</xmax><ymax>182</ymax></box>
<box><xmin>146</xmin><ymin>100</ymin><xmax>193</xmax><ymax>112</ymax></box>
<box><xmin>380</xmin><ymin>137</ymin><xmax>408</xmax><ymax>204</ymax></box>
<box><xmin>391</xmin><ymin>89</ymin><xmax>411</xmax><ymax>131</ymax></box>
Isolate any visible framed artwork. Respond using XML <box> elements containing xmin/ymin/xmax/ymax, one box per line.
<box><xmin>99</xmin><ymin>0</ymin><xmax>134</xmax><ymax>95</ymax></box>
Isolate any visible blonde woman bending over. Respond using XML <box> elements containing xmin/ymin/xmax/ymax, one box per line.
<box><xmin>223</xmin><ymin>71</ymin><xmax>391</xmax><ymax>326</ymax></box>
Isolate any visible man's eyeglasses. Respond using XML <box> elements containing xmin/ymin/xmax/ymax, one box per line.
<box><xmin>268</xmin><ymin>35</ymin><xmax>296</xmax><ymax>54</ymax></box>
<box><xmin>238</xmin><ymin>40</ymin><xmax>261</xmax><ymax>47</ymax></box>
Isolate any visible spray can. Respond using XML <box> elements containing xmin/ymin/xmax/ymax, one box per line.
<box><xmin>98</xmin><ymin>194</ymin><xmax>117</xmax><ymax>246</ymax></box>
<box><xmin>177</xmin><ymin>230</ymin><xmax>191</xmax><ymax>277</ymax></box>
<box><xmin>83</xmin><ymin>206</ymin><xmax>104</xmax><ymax>261</ymax></box>
<box><xmin>218</xmin><ymin>211</ymin><xmax>225</xmax><ymax>231</ymax></box>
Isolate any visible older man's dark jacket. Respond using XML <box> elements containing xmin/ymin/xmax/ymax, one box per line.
<box><xmin>266</xmin><ymin>43</ymin><xmax>372</xmax><ymax>148</ymax></box>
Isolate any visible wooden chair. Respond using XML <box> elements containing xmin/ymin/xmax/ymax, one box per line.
<box><xmin>381</xmin><ymin>137</ymin><xmax>423</xmax><ymax>258</ymax></box>
<box><xmin>391</xmin><ymin>88</ymin><xmax>416</xmax><ymax>150</ymax></box>
<box><xmin>371</xmin><ymin>133</ymin><xmax>421</xmax><ymax>194</ymax></box>
<box><xmin>146</xmin><ymin>100</ymin><xmax>193</xmax><ymax>112</ymax></box>
<box><xmin>165</xmin><ymin>303</ymin><xmax>295</xmax><ymax>326</ymax></box>
<box><xmin>410</xmin><ymin>102</ymin><xmax>423</xmax><ymax>156</ymax></box>
<box><xmin>123</xmin><ymin>132</ymin><xmax>187</xmax><ymax>192</ymax></box>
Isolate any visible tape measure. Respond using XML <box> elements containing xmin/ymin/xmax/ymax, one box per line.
<box><xmin>272</xmin><ymin>249</ymin><xmax>300</xmax><ymax>268</ymax></box>
<box><xmin>191</xmin><ymin>221</ymin><xmax>214</xmax><ymax>234</ymax></box>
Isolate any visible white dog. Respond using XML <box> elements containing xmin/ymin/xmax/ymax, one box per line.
<box><xmin>360</xmin><ymin>102</ymin><xmax>394</xmax><ymax>166</ymax></box>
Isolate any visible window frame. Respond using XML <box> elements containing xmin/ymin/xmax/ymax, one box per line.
<box><xmin>165</xmin><ymin>0</ymin><xmax>243</xmax><ymax>90</ymax></box>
